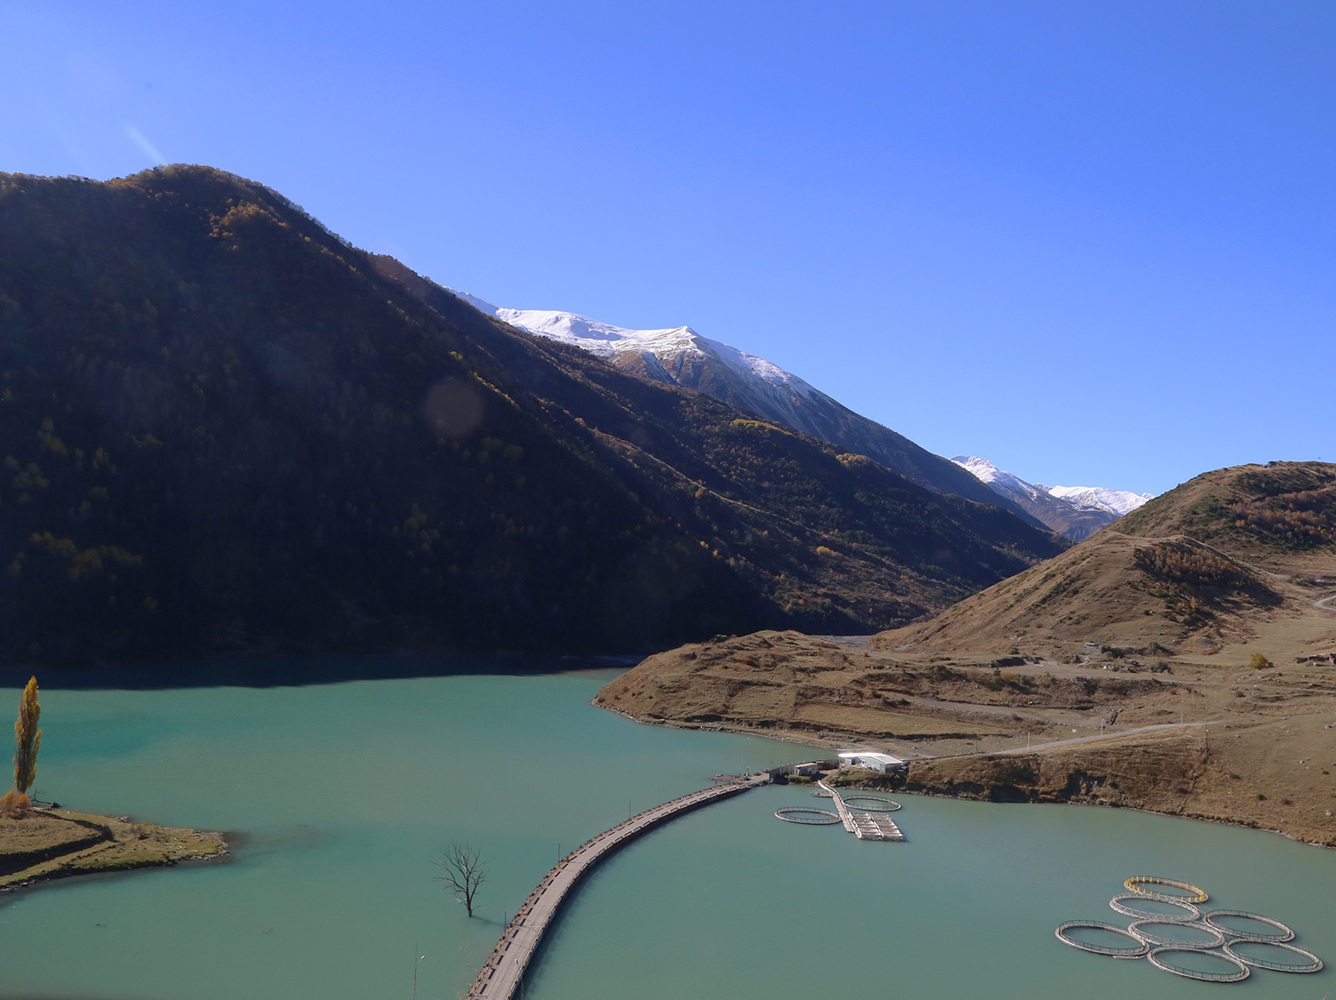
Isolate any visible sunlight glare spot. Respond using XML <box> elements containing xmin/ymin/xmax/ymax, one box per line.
<box><xmin>124</xmin><ymin>124</ymin><xmax>166</xmax><ymax>165</ymax></box>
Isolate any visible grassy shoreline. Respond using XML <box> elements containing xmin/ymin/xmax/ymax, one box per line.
<box><xmin>0</xmin><ymin>807</ymin><xmax>228</xmax><ymax>892</ymax></box>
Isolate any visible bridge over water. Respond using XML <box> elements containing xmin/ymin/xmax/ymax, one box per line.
<box><xmin>465</xmin><ymin>773</ymin><xmax>769</xmax><ymax>1000</ymax></box>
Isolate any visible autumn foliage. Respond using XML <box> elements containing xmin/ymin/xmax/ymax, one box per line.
<box><xmin>1133</xmin><ymin>540</ymin><xmax>1254</xmax><ymax>589</ymax></box>
<box><xmin>13</xmin><ymin>675</ymin><xmax>40</xmax><ymax>795</ymax></box>
<box><xmin>1230</xmin><ymin>491</ymin><xmax>1334</xmax><ymax>548</ymax></box>
<box><xmin>1225</xmin><ymin>466</ymin><xmax>1336</xmax><ymax>551</ymax></box>
<box><xmin>0</xmin><ymin>789</ymin><xmax>31</xmax><ymax>817</ymax></box>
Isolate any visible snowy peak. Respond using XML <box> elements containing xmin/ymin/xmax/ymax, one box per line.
<box><xmin>500</xmin><ymin>308</ymin><xmax>694</xmax><ymax>352</ymax></box>
<box><xmin>953</xmin><ymin>456</ymin><xmax>1002</xmax><ymax>481</ymax></box>
<box><xmin>452</xmin><ymin>290</ymin><xmax>814</xmax><ymax>394</ymax></box>
<box><xmin>952</xmin><ymin>457</ymin><xmax>1053</xmax><ymax>505</ymax></box>
<box><xmin>952</xmin><ymin>457</ymin><xmax>1153</xmax><ymax>541</ymax></box>
<box><xmin>1045</xmin><ymin>484</ymin><xmax>1153</xmax><ymax>518</ymax></box>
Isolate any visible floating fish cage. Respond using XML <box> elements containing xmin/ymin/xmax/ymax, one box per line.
<box><xmin>774</xmin><ymin>807</ymin><xmax>841</xmax><ymax>825</ymax></box>
<box><xmin>1055</xmin><ymin>878</ymin><xmax>1322</xmax><ymax>983</ymax></box>
<box><xmin>840</xmin><ymin>795</ymin><xmax>902</xmax><ymax>812</ymax></box>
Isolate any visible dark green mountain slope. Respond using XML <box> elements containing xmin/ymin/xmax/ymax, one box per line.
<box><xmin>0</xmin><ymin>166</ymin><xmax>1065</xmax><ymax>665</ymax></box>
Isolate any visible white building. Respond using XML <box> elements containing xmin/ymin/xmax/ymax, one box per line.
<box><xmin>837</xmin><ymin>749</ymin><xmax>906</xmax><ymax>773</ymax></box>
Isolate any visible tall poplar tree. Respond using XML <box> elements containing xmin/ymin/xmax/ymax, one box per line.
<box><xmin>14</xmin><ymin>676</ymin><xmax>40</xmax><ymax>795</ymax></box>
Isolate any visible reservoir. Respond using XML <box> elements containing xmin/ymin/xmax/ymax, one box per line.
<box><xmin>2</xmin><ymin>661</ymin><xmax>1332</xmax><ymax>999</ymax></box>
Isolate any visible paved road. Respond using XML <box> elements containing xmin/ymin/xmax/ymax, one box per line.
<box><xmin>465</xmin><ymin>775</ymin><xmax>765</xmax><ymax>1000</ymax></box>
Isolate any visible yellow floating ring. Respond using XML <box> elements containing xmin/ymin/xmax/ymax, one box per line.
<box><xmin>1124</xmin><ymin>876</ymin><xmax>1209</xmax><ymax>904</ymax></box>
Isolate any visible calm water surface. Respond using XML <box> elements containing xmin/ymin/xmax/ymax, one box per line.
<box><xmin>1</xmin><ymin>661</ymin><xmax>1332</xmax><ymax>999</ymax></box>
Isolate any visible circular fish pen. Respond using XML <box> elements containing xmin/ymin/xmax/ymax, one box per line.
<box><xmin>1058</xmin><ymin>877</ymin><xmax>1323</xmax><ymax>984</ymax></box>
<box><xmin>1128</xmin><ymin>919</ymin><xmax>1226</xmax><ymax>950</ymax></box>
<box><xmin>1147</xmin><ymin>947</ymin><xmax>1250</xmax><ymax>983</ymax></box>
<box><xmin>1222</xmin><ymin>939</ymin><xmax>1323</xmax><ymax>973</ymax></box>
<box><xmin>841</xmin><ymin>796</ymin><xmax>902</xmax><ymax>812</ymax></box>
<box><xmin>774</xmin><ymin>807</ymin><xmax>841</xmax><ymax>825</ymax></box>
<box><xmin>1054</xmin><ymin>921</ymin><xmax>1149</xmax><ymax>958</ymax></box>
<box><xmin>1124</xmin><ymin>876</ymin><xmax>1209</xmax><ymax>904</ymax></box>
<box><xmin>1108</xmin><ymin>894</ymin><xmax>1199</xmax><ymax>922</ymax></box>
<box><xmin>1200</xmin><ymin>910</ymin><xmax>1294</xmax><ymax>943</ymax></box>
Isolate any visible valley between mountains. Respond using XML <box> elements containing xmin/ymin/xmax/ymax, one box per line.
<box><xmin>2</xmin><ymin>165</ymin><xmax>1332</xmax><ymax>848</ymax></box>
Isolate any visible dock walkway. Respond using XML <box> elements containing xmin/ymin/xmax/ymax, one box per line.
<box><xmin>816</xmin><ymin>780</ymin><xmax>904</xmax><ymax>841</ymax></box>
<box><xmin>465</xmin><ymin>774</ymin><xmax>767</xmax><ymax>1000</ymax></box>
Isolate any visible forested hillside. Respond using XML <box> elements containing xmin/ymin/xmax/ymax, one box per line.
<box><xmin>0</xmin><ymin>166</ymin><xmax>1064</xmax><ymax>666</ymax></box>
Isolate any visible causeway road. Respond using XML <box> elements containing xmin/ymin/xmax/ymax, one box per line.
<box><xmin>466</xmin><ymin>774</ymin><xmax>767</xmax><ymax>1000</ymax></box>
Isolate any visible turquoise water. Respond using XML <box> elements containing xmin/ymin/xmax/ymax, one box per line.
<box><xmin>1</xmin><ymin>662</ymin><xmax>1332</xmax><ymax>999</ymax></box>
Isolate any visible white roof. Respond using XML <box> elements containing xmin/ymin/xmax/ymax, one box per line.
<box><xmin>838</xmin><ymin>750</ymin><xmax>904</xmax><ymax>765</ymax></box>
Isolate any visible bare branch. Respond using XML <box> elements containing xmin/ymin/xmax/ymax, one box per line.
<box><xmin>435</xmin><ymin>840</ymin><xmax>487</xmax><ymax>917</ymax></box>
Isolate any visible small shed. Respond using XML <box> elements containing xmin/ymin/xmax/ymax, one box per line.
<box><xmin>838</xmin><ymin>750</ymin><xmax>906</xmax><ymax>773</ymax></box>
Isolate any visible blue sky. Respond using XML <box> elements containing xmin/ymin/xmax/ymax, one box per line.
<box><xmin>4</xmin><ymin>1</ymin><xmax>1332</xmax><ymax>496</ymax></box>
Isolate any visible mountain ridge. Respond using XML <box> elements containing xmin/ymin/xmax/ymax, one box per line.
<box><xmin>452</xmin><ymin>292</ymin><xmax>1055</xmax><ymax>532</ymax></box>
<box><xmin>952</xmin><ymin>455</ymin><xmax>1151</xmax><ymax>540</ymax></box>
<box><xmin>880</xmin><ymin>460</ymin><xmax>1335</xmax><ymax>657</ymax></box>
<box><xmin>0</xmin><ymin>166</ymin><xmax>1065</xmax><ymax>665</ymax></box>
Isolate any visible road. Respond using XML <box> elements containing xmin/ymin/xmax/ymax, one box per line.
<box><xmin>928</xmin><ymin>718</ymin><xmax>1223</xmax><ymax>760</ymax></box>
<box><xmin>465</xmin><ymin>776</ymin><xmax>764</xmax><ymax>1000</ymax></box>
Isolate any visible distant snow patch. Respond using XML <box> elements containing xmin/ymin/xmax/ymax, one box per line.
<box><xmin>953</xmin><ymin>457</ymin><xmax>1153</xmax><ymax>518</ymax></box>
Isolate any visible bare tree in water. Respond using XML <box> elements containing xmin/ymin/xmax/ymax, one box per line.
<box><xmin>435</xmin><ymin>841</ymin><xmax>487</xmax><ymax>918</ymax></box>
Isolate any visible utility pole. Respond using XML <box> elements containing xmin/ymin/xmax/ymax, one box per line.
<box><xmin>413</xmin><ymin>954</ymin><xmax>426</xmax><ymax>1000</ymax></box>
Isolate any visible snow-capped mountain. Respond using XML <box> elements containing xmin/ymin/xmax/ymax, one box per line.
<box><xmin>455</xmin><ymin>290</ymin><xmax>1145</xmax><ymax>543</ymax></box>
<box><xmin>452</xmin><ymin>290</ymin><xmax>1043</xmax><ymax>523</ymax></box>
<box><xmin>455</xmin><ymin>293</ymin><xmax>829</xmax><ymax>435</ymax></box>
<box><xmin>952</xmin><ymin>457</ymin><xmax>1152</xmax><ymax>540</ymax></box>
<box><xmin>1047</xmin><ymin>484</ymin><xmax>1153</xmax><ymax>519</ymax></box>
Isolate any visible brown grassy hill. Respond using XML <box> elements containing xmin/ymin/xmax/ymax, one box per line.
<box><xmin>1115</xmin><ymin>461</ymin><xmax>1336</xmax><ymax>573</ymax></box>
<box><xmin>875</xmin><ymin>461</ymin><xmax>1336</xmax><ymax>660</ymax></box>
<box><xmin>873</xmin><ymin>529</ymin><xmax>1293</xmax><ymax>658</ymax></box>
